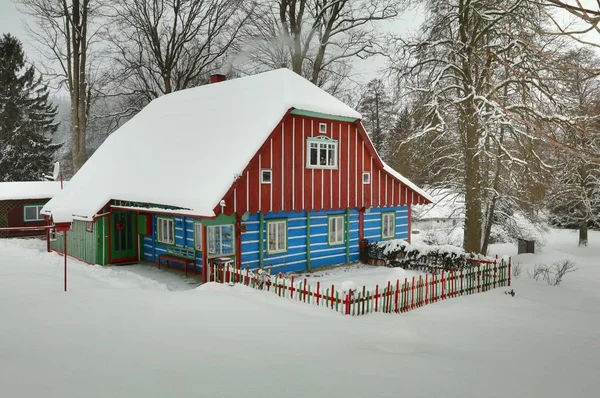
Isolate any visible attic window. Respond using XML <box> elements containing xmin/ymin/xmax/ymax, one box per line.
<box><xmin>319</xmin><ymin>123</ymin><xmax>327</xmax><ymax>134</ymax></box>
<box><xmin>261</xmin><ymin>169</ymin><xmax>272</xmax><ymax>184</ymax></box>
<box><xmin>363</xmin><ymin>172</ymin><xmax>371</xmax><ymax>184</ymax></box>
<box><xmin>306</xmin><ymin>137</ymin><xmax>338</xmax><ymax>169</ymax></box>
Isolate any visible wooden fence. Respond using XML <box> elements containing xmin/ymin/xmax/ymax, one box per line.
<box><xmin>209</xmin><ymin>258</ymin><xmax>511</xmax><ymax>316</ymax></box>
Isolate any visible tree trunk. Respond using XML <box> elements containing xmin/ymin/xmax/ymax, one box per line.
<box><xmin>463</xmin><ymin>101</ymin><xmax>483</xmax><ymax>254</ymax></box>
<box><xmin>579</xmin><ymin>220</ymin><xmax>588</xmax><ymax>246</ymax></box>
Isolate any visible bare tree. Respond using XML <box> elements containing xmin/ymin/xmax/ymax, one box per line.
<box><xmin>17</xmin><ymin>0</ymin><xmax>104</xmax><ymax>172</ymax></box>
<box><xmin>104</xmin><ymin>0</ymin><xmax>250</xmax><ymax>113</ymax></box>
<box><xmin>238</xmin><ymin>0</ymin><xmax>402</xmax><ymax>92</ymax></box>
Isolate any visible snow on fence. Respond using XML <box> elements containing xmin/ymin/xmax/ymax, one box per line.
<box><xmin>209</xmin><ymin>258</ymin><xmax>511</xmax><ymax>316</ymax></box>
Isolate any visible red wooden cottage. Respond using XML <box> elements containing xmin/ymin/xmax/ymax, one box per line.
<box><xmin>0</xmin><ymin>182</ymin><xmax>63</xmax><ymax>238</ymax></box>
<box><xmin>42</xmin><ymin>68</ymin><xmax>432</xmax><ymax>278</ymax></box>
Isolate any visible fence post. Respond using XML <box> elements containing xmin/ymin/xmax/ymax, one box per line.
<box><xmin>394</xmin><ymin>279</ymin><xmax>400</xmax><ymax>313</ymax></box>
<box><xmin>425</xmin><ymin>274</ymin><xmax>429</xmax><ymax>305</ymax></box>
<box><xmin>331</xmin><ymin>285</ymin><xmax>335</xmax><ymax>309</ymax></box>
<box><xmin>508</xmin><ymin>258</ymin><xmax>512</xmax><ymax>287</ymax></box>
<box><xmin>362</xmin><ymin>286</ymin><xmax>366</xmax><ymax>315</ymax></box>
<box><xmin>441</xmin><ymin>271</ymin><xmax>445</xmax><ymax>300</ymax></box>
<box><xmin>344</xmin><ymin>293</ymin><xmax>350</xmax><ymax>315</ymax></box>
<box><xmin>403</xmin><ymin>278</ymin><xmax>409</xmax><ymax>312</ymax></box>
<box><xmin>411</xmin><ymin>276</ymin><xmax>415</xmax><ymax>309</ymax></box>
<box><xmin>477</xmin><ymin>265</ymin><xmax>481</xmax><ymax>293</ymax></box>
<box><xmin>316</xmin><ymin>282</ymin><xmax>321</xmax><ymax>306</ymax></box>
<box><xmin>303</xmin><ymin>278</ymin><xmax>307</xmax><ymax>302</ymax></box>
<box><xmin>375</xmin><ymin>284</ymin><xmax>379</xmax><ymax>312</ymax></box>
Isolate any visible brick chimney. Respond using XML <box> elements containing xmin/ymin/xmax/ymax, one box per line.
<box><xmin>210</xmin><ymin>74</ymin><xmax>227</xmax><ymax>84</ymax></box>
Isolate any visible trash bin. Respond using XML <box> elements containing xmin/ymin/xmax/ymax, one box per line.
<box><xmin>517</xmin><ymin>239</ymin><xmax>535</xmax><ymax>254</ymax></box>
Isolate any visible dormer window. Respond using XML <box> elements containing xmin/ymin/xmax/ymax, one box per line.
<box><xmin>306</xmin><ymin>137</ymin><xmax>338</xmax><ymax>169</ymax></box>
<box><xmin>319</xmin><ymin>123</ymin><xmax>327</xmax><ymax>134</ymax></box>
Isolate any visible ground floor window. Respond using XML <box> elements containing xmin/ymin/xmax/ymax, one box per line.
<box><xmin>207</xmin><ymin>224</ymin><xmax>234</xmax><ymax>256</ymax></box>
<box><xmin>382</xmin><ymin>212</ymin><xmax>396</xmax><ymax>240</ymax></box>
<box><xmin>267</xmin><ymin>220</ymin><xmax>287</xmax><ymax>254</ymax></box>
<box><xmin>328</xmin><ymin>215</ymin><xmax>345</xmax><ymax>245</ymax></box>
<box><xmin>23</xmin><ymin>205</ymin><xmax>44</xmax><ymax>222</ymax></box>
<box><xmin>157</xmin><ymin>217</ymin><xmax>175</xmax><ymax>245</ymax></box>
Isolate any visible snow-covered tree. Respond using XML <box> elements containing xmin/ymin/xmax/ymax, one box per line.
<box><xmin>357</xmin><ymin>79</ymin><xmax>396</xmax><ymax>155</ymax></box>
<box><xmin>0</xmin><ymin>34</ymin><xmax>59</xmax><ymax>181</ymax></box>
<box><xmin>392</xmin><ymin>0</ymin><xmax>566</xmax><ymax>254</ymax></box>
<box><xmin>547</xmin><ymin>48</ymin><xmax>600</xmax><ymax>246</ymax></box>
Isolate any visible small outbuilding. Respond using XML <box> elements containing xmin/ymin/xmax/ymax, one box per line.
<box><xmin>0</xmin><ymin>181</ymin><xmax>63</xmax><ymax>238</ymax></box>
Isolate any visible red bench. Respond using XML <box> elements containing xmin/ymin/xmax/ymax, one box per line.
<box><xmin>157</xmin><ymin>247</ymin><xmax>197</xmax><ymax>276</ymax></box>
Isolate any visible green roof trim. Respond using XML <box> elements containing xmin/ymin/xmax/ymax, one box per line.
<box><xmin>290</xmin><ymin>109</ymin><xmax>358</xmax><ymax>122</ymax></box>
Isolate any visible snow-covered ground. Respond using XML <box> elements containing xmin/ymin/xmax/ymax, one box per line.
<box><xmin>292</xmin><ymin>263</ymin><xmax>424</xmax><ymax>292</ymax></box>
<box><xmin>1</xmin><ymin>230</ymin><xmax>599</xmax><ymax>398</ymax></box>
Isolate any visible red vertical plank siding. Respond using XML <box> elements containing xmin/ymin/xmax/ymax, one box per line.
<box><xmin>216</xmin><ymin>114</ymin><xmax>429</xmax><ymax>216</ymax></box>
<box><xmin>294</xmin><ymin>117</ymin><xmax>304</xmax><ymax>210</ymax></box>
<box><xmin>332</xmin><ymin>122</ymin><xmax>340</xmax><ymax>210</ymax></box>
<box><xmin>271</xmin><ymin>125</ymin><xmax>282</xmax><ymax>213</ymax></box>
<box><xmin>348</xmin><ymin>126</ymin><xmax>355</xmax><ymax>209</ymax></box>
<box><xmin>284</xmin><ymin>117</ymin><xmax>294</xmax><ymax>211</ymax></box>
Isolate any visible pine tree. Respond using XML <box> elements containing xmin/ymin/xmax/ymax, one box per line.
<box><xmin>0</xmin><ymin>33</ymin><xmax>59</xmax><ymax>181</ymax></box>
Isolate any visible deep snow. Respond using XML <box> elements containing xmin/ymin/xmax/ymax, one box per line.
<box><xmin>1</xmin><ymin>230</ymin><xmax>599</xmax><ymax>398</ymax></box>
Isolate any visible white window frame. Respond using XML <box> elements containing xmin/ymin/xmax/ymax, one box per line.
<box><xmin>157</xmin><ymin>217</ymin><xmax>175</xmax><ymax>245</ymax></box>
<box><xmin>306</xmin><ymin>137</ymin><xmax>338</xmax><ymax>169</ymax></box>
<box><xmin>266</xmin><ymin>220</ymin><xmax>287</xmax><ymax>254</ymax></box>
<box><xmin>363</xmin><ymin>172</ymin><xmax>371</xmax><ymax>184</ymax></box>
<box><xmin>261</xmin><ymin>169</ymin><xmax>272</xmax><ymax>184</ymax></box>
<box><xmin>194</xmin><ymin>222</ymin><xmax>202</xmax><ymax>251</ymax></box>
<box><xmin>382</xmin><ymin>212</ymin><xmax>396</xmax><ymax>240</ymax></box>
<box><xmin>23</xmin><ymin>205</ymin><xmax>44</xmax><ymax>222</ymax></box>
<box><xmin>206</xmin><ymin>224</ymin><xmax>235</xmax><ymax>257</ymax></box>
<box><xmin>319</xmin><ymin>123</ymin><xmax>327</xmax><ymax>134</ymax></box>
<box><xmin>328</xmin><ymin>215</ymin><xmax>345</xmax><ymax>245</ymax></box>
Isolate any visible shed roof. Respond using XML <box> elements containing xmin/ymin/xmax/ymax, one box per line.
<box><xmin>0</xmin><ymin>181</ymin><xmax>64</xmax><ymax>201</ymax></box>
<box><xmin>42</xmin><ymin>68</ymin><xmax>427</xmax><ymax>220</ymax></box>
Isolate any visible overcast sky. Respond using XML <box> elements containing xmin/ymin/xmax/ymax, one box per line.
<box><xmin>0</xmin><ymin>0</ymin><xmax>31</xmax><ymax>51</ymax></box>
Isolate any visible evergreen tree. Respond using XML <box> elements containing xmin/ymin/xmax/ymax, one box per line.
<box><xmin>0</xmin><ymin>33</ymin><xmax>59</xmax><ymax>181</ymax></box>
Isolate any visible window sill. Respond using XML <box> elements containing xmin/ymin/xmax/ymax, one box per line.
<box><xmin>306</xmin><ymin>165</ymin><xmax>338</xmax><ymax>170</ymax></box>
<box><xmin>267</xmin><ymin>249</ymin><xmax>287</xmax><ymax>255</ymax></box>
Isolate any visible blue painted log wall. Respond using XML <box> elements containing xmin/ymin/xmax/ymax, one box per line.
<box><xmin>142</xmin><ymin>215</ymin><xmax>203</xmax><ymax>272</ymax></box>
<box><xmin>140</xmin><ymin>206</ymin><xmax>409</xmax><ymax>275</ymax></box>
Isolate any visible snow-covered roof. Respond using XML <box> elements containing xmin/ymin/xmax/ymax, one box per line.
<box><xmin>51</xmin><ymin>208</ymin><xmax>73</xmax><ymax>224</ymax></box>
<box><xmin>412</xmin><ymin>189</ymin><xmax>464</xmax><ymax>220</ymax></box>
<box><xmin>43</xmin><ymin>68</ymin><xmax>361</xmax><ymax>220</ymax></box>
<box><xmin>0</xmin><ymin>181</ymin><xmax>64</xmax><ymax>201</ymax></box>
<box><xmin>382</xmin><ymin>162</ymin><xmax>434</xmax><ymax>203</ymax></box>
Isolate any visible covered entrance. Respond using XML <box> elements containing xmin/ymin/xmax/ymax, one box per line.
<box><xmin>110</xmin><ymin>209</ymin><xmax>138</xmax><ymax>263</ymax></box>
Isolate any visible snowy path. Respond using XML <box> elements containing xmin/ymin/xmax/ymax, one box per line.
<box><xmin>1</xmin><ymin>232</ymin><xmax>599</xmax><ymax>398</ymax></box>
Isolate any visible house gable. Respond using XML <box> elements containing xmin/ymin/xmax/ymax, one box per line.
<box><xmin>217</xmin><ymin>111</ymin><xmax>431</xmax><ymax>216</ymax></box>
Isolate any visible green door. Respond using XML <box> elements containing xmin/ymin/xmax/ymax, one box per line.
<box><xmin>110</xmin><ymin>210</ymin><xmax>137</xmax><ymax>263</ymax></box>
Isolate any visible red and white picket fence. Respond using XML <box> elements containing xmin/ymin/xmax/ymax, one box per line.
<box><xmin>208</xmin><ymin>258</ymin><xmax>511</xmax><ymax>316</ymax></box>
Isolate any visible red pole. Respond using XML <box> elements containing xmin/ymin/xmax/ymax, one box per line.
<box><xmin>64</xmin><ymin>231</ymin><xmax>67</xmax><ymax>292</ymax></box>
